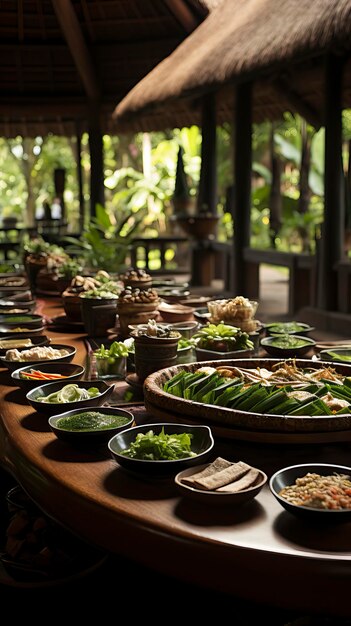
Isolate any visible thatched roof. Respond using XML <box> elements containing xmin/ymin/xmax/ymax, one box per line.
<box><xmin>114</xmin><ymin>0</ymin><xmax>351</xmax><ymax>131</ymax></box>
<box><xmin>0</xmin><ymin>0</ymin><xmax>214</xmax><ymax>137</ymax></box>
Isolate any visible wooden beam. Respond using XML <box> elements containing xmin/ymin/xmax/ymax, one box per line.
<box><xmin>317</xmin><ymin>54</ymin><xmax>345</xmax><ymax>310</ymax></box>
<box><xmin>164</xmin><ymin>0</ymin><xmax>199</xmax><ymax>32</ymax></box>
<box><xmin>88</xmin><ymin>103</ymin><xmax>105</xmax><ymax>217</ymax></box>
<box><xmin>75</xmin><ymin>121</ymin><xmax>85</xmax><ymax>229</ymax></box>
<box><xmin>273</xmin><ymin>77</ymin><xmax>322</xmax><ymax>130</ymax></box>
<box><xmin>51</xmin><ymin>0</ymin><xmax>100</xmax><ymax>100</ymax></box>
<box><xmin>197</xmin><ymin>93</ymin><xmax>217</xmax><ymax>214</ymax></box>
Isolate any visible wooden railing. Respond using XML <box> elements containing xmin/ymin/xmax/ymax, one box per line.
<box><xmin>243</xmin><ymin>248</ymin><xmax>316</xmax><ymax>315</ymax></box>
<box><xmin>130</xmin><ymin>236</ymin><xmax>191</xmax><ymax>275</ymax></box>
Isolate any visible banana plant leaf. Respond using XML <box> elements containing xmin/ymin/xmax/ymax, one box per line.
<box><xmin>214</xmin><ymin>383</ymin><xmax>245</xmax><ymax>407</ymax></box>
<box><xmin>247</xmin><ymin>388</ymin><xmax>287</xmax><ymax>414</ymax></box>
<box><xmin>192</xmin><ymin>374</ymin><xmax>223</xmax><ymax>403</ymax></box>
<box><xmin>230</xmin><ymin>384</ymin><xmax>264</xmax><ymax>410</ymax></box>
<box><xmin>289</xmin><ymin>398</ymin><xmax>332</xmax><ymax>416</ymax></box>
<box><xmin>184</xmin><ymin>372</ymin><xmax>217</xmax><ymax>400</ymax></box>
<box><xmin>201</xmin><ymin>378</ymin><xmax>235</xmax><ymax>405</ymax></box>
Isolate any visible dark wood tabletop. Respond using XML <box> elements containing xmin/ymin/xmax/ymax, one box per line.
<box><xmin>0</xmin><ymin>297</ymin><xmax>350</xmax><ymax>616</ymax></box>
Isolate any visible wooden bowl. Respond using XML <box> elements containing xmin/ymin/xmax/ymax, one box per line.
<box><xmin>175</xmin><ymin>463</ymin><xmax>267</xmax><ymax>506</ymax></box>
<box><xmin>158</xmin><ymin>302</ymin><xmax>195</xmax><ymax>323</ymax></box>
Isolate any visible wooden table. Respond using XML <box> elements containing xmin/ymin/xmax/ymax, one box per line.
<box><xmin>0</xmin><ymin>297</ymin><xmax>351</xmax><ymax>616</ymax></box>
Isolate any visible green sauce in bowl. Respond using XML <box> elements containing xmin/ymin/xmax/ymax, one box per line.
<box><xmin>269</xmin><ymin>335</ymin><xmax>309</xmax><ymax>348</ymax></box>
<box><xmin>56</xmin><ymin>410</ymin><xmax>131</xmax><ymax>432</ymax></box>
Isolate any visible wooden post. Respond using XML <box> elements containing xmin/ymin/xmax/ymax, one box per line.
<box><xmin>75</xmin><ymin>122</ymin><xmax>85</xmax><ymax>229</ymax></box>
<box><xmin>88</xmin><ymin>103</ymin><xmax>105</xmax><ymax>218</ymax></box>
<box><xmin>232</xmin><ymin>82</ymin><xmax>252</xmax><ymax>295</ymax></box>
<box><xmin>197</xmin><ymin>93</ymin><xmax>217</xmax><ymax>214</ymax></box>
<box><xmin>317</xmin><ymin>54</ymin><xmax>344</xmax><ymax>310</ymax></box>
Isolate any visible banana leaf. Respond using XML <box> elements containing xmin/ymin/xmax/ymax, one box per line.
<box><xmin>192</xmin><ymin>374</ymin><xmax>222</xmax><ymax>402</ymax></box>
<box><xmin>289</xmin><ymin>398</ymin><xmax>332</xmax><ymax>415</ymax></box>
<box><xmin>164</xmin><ymin>371</ymin><xmax>195</xmax><ymax>397</ymax></box>
<box><xmin>247</xmin><ymin>388</ymin><xmax>287</xmax><ymax>413</ymax></box>
<box><xmin>270</xmin><ymin>398</ymin><xmax>300</xmax><ymax>415</ymax></box>
<box><xmin>214</xmin><ymin>383</ymin><xmax>245</xmax><ymax>407</ymax></box>
<box><xmin>326</xmin><ymin>383</ymin><xmax>351</xmax><ymax>401</ymax></box>
<box><xmin>343</xmin><ymin>377</ymin><xmax>351</xmax><ymax>389</ymax></box>
<box><xmin>202</xmin><ymin>379</ymin><xmax>237</xmax><ymax>405</ymax></box>
<box><xmin>184</xmin><ymin>372</ymin><xmax>217</xmax><ymax>400</ymax></box>
<box><xmin>237</xmin><ymin>386</ymin><xmax>269</xmax><ymax>412</ymax></box>
<box><xmin>163</xmin><ymin>370</ymin><xmax>186</xmax><ymax>393</ymax></box>
<box><xmin>230</xmin><ymin>383</ymin><xmax>264</xmax><ymax>410</ymax></box>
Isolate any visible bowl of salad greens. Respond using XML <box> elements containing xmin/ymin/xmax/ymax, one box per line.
<box><xmin>26</xmin><ymin>380</ymin><xmax>114</xmax><ymax>415</ymax></box>
<box><xmin>108</xmin><ymin>422</ymin><xmax>214</xmax><ymax>477</ymax></box>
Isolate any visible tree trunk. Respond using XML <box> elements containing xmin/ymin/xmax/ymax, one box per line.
<box><xmin>269</xmin><ymin>124</ymin><xmax>282</xmax><ymax>248</ymax></box>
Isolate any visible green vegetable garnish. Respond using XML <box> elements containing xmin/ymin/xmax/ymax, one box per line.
<box><xmin>37</xmin><ymin>383</ymin><xmax>100</xmax><ymax>403</ymax></box>
<box><xmin>94</xmin><ymin>341</ymin><xmax>128</xmax><ymax>360</ymax></box>
<box><xmin>121</xmin><ymin>427</ymin><xmax>197</xmax><ymax>460</ymax></box>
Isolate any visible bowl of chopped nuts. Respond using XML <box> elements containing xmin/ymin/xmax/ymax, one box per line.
<box><xmin>117</xmin><ymin>287</ymin><xmax>160</xmax><ymax>338</ymax></box>
<box><xmin>119</xmin><ymin>268</ymin><xmax>152</xmax><ymax>290</ymax></box>
<box><xmin>269</xmin><ymin>463</ymin><xmax>351</xmax><ymax>522</ymax></box>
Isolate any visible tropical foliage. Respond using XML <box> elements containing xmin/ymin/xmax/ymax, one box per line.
<box><xmin>1</xmin><ymin>111</ymin><xmax>351</xmax><ymax>258</ymax></box>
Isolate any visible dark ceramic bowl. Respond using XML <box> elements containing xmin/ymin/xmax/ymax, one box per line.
<box><xmin>156</xmin><ymin>288</ymin><xmax>190</xmax><ymax>303</ymax></box>
<box><xmin>108</xmin><ymin>422</ymin><xmax>214</xmax><ymax>477</ymax></box>
<box><xmin>0</xmin><ymin>324</ymin><xmax>45</xmax><ymax>336</ymax></box>
<box><xmin>0</xmin><ymin>334</ymin><xmax>50</xmax><ymax>356</ymax></box>
<box><xmin>195</xmin><ymin>346</ymin><xmax>254</xmax><ymax>361</ymax></box>
<box><xmin>264</xmin><ymin>322</ymin><xmax>315</xmax><ymax>337</ymax></box>
<box><xmin>0</xmin><ymin>343</ymin><xmax>76</xmax><ymax>372</ymax></box>
<box><xmin>26</xmin><ymin>379</ymin><xmax>114</xmax><ymax>416</ymax></box>
<box><xmin>193</xmin><ymin>307</ymin><xmax>211</xmax><ymax>323</ymax></box>
<box><xmin>270</xmin><ymin>463</ymin><xmax>351</xmax><ymax>522</ymax></box>
<box><xmin>11</xmin><ymin>362</ymin><xmax>85</xmax><ymax>392</ymax></box>
<box><xmin>179</xmin><ymin>296</ymin><xmax>211</xmax><ymax>308</ymax></box>
<box><xmin>0</xmin><ymin>299</ymin><xmax>36</xmax><ymax>313</ymax></box>
<box><xmin>260</xmin><ymin>335</ymin><xmax>316</xmax><ymax>358</ymax></box>
<box><xmin>319</xmin><ymin>348</ymin><xmax>351</xmax><ymax>364</ymax></box>
<box><xmin>175</xmin><ymin>463</ymin><xmax>267</xmax><ymax>506</ymax></box>
<box><xmin>49</xmin><ymin>406</ymin><xmax>134</xmax><ymax>445</ymax></box>
<box><xmin>0</xmin><ymin>313</ymin><xmax>43</xmax><ymax>329</ymax></box>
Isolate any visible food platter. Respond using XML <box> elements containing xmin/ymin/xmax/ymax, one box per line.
<box><xmin>143</xmin><ymin>358</ymin><xmax>351</xmax><ymax>444</ymax></box>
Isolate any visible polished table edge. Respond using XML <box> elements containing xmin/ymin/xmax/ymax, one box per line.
<box><xmin>0</xmin><ymin>297</ymin><xmax>350</xmax><ymax>615</ymax></box>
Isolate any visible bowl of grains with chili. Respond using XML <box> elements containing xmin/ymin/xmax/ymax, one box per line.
<box><xmin>270</xmin><ymin>463</ymin><xmax>351</xmax><ymax>522</ymax></box>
